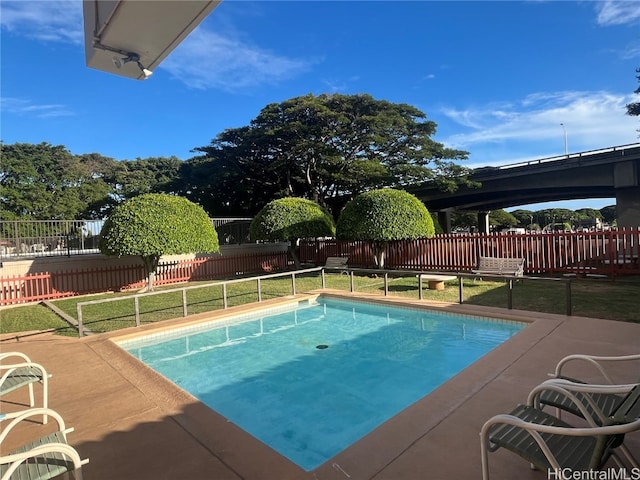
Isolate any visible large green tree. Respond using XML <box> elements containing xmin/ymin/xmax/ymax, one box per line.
<box><xmin>336</xmin><ymin>189</ymin><xmax>434</xmax><ymax>268</ymax></box>
<box><xmin>250</xmin><ymin>198</ymin><xmax>335</xmax><ymax>267</ymax></box>
<box><xmin>600</xmin><ymin>205</ymin><xmax>616</xmax><ymax>225</ymax></box>
<box><xmin>489</xmin><ymin>209</ymin><xmax>519</xmax><ymax>231</ymax></box>
<box><xmin>509</xmin><ymin>209</ymin><xmax>535</xmax><ymax>228</ymax></box>
<box><xmin>99</xmin><ymin>194</ymin><xmax>219</xmax><ymax>290</ymax></box>
<box><xmin>0</xmin><ymin>142</ymin><xmax>184</xmax><ymax>220</ymax></box>
<box><xmin>0</xmin><ymin>142</ymin><xmax>115</xmax><ymax>219</ymax></box>
<box><xmin>626</xmin><ymin>67</ymin><xmax>640</xmax><ymax>120</ymax></box>
<box><xmin>111</xmin><ymin>156</ymin><xmax>182</xmax><ymax>202</ymax></box>
<box><xmin>536</xmin><ymin>208</ymin><xmax>574</xmax><ymax>229</ymax></box>
<box><xmin>188</xmin><ymin>93</ymin><xmax>469</xmax><ymax>216</ymax></box>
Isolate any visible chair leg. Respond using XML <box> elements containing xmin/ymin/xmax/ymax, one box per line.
<box><xmin>28</xmin><ymin>382</ymin><xmax>35</xmax><ymax>407</ymax></box>
<box><xmin>480</xmin><ymin>431</ymin><xmax>492</xmax><ymax>480</ymax></box>
<box><xmin>42</xmin><ymin>376</ymin><xmax>48</xmax><ymax>424</ymax></box>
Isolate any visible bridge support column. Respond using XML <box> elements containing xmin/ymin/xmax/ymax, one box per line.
<box><xmin>616</xmin><ymin>187</ymin><xmax>640</xmax><ymax>228</ymax></box>
<box><xmin>437</xmin><ymin>211</ymin><xmax>452</xmax><ymax>233</ymax></box>
<box><xmin>478</xmin><ymin>211</ymin><xmax>491</xmax><ymax>233</ymax></box>
<box><xmin>614</xmin><ymin>161</ymin><xmax>640</xmax><ymax>228</ymax></box>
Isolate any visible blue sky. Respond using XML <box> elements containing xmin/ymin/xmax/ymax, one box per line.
<box><xmin>2</xmin><ymin>0</ymin><xmax>639</xmax><ymax>212</ymax></box>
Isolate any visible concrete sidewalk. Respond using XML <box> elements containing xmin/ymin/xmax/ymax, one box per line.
<box><xmin>1</xmin><ymin>294</ymin><xmax>639</xmax><ymax>480</ymax></box>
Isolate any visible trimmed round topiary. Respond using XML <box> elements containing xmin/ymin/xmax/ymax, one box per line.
<box><xmin>336</xmin><ymin>189</ymin><xmax>434</xmax><ymax>241</ymax></box>
<box><xmin>250</xmin><ymin>198</ymin><xmax>336</xmax><ymax>242</ymax></box>
<box><xmin>100</xmin><ymin>193</ymin><xmax>219</xmax><ymax>289</ymax></box>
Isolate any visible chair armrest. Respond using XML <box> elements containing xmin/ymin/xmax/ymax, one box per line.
<box><xmin>551</xmin><ymin>353</ymin><xmax>640</xmax><ymax>384</ymax></box>
<box><xmin>539</xmin><ymin>378</ymin><xmax>637</xmax><ymax>394</ymax></box>
<box><xmin>482</xmin><ymin>410</ymin><xmax>640</xmax><ymax>438</ymax></box>
<box><xmin>1</xmin><ymin>442</ymin><xmax>88</xmax><ymax>479</ymax></box>
<box><xmin>527</xmin><ymin>379</ymin><xmax>637</xmax><ymax>425</ymax></box>
<box><xmin>0</xmin><ymin>352</ymin><xmax>31</xmax><ymax>364</ymax></box>
<box><xmin>0</xmin><ymin>362</ymin><xmax>50</xmax><ymax>385</ymax></box>
<box><xmin>480</xmin><ymin>409</ymin><xmax>640</xmax><ymax>479</ymax></box>
<box><xmin>0</xmin><ymin>408</ymin><xmax>68</xmax><ymax>444</ymax></box>
<box><xmin>0</xmin><ymin>361</ymin><xmax>48</xmax><ymax>373</ymax></box>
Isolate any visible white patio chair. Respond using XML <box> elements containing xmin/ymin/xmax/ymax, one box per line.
<box><xmin>0</xmin><ymin>352</ymin><xmax>50</xmax><ymax>424</ymax></box>
<box><xmin>0</xmin><ymin>407</ymin><xmax>88</xmax><ymax>480</ymax></box>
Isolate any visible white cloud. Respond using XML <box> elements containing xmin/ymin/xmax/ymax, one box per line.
<box><xmin>0</xmin><ymin>0</ymin><xmax>83</xmax><ymax>44</ymax></box>
<box><xmin>595</xmin><ymin>0</ymin><xmax>640</xmax><ymax>26</ymax></box>
<box><xmin>161</xmin><ymin>28</ymin><xmax>315</xmax><ymax>91</ymax></box>
<box><xmin>1</xmin><ymin>1</ymin><xmax>314</xmax><ymax>92</ymax></box>
<box><xmin>321</xmin><ymin>75</ymin><xmax>361</xmax><ymax>93</ymax></box>
<box><xmin>620</xmin><ymin>40</ymin><xmax>640</xmax><ymax>60</ymax></box>
<box><xmin>441</xmin><ymin>90</ymin><xmax>638</xmax><ymax>157</ymax></box>
<box><xmin>1</xmin><ymin>97</ymin><xmax>74</xmax><ymax>118</ymax></box>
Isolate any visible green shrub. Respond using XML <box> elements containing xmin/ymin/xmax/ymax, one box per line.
<box><xmin>250</xmin><ymin>198</ymin><xmax>335</xmax><ymax>266</ymax></box>
<box><xmin>100</xmin><ymin>194</ymin><xmax>219</xmax><ymax>289</ymax></box>
<box><xmin>336</xmin><ymin>189</ymin><xmax>434</xmax><ymax>266</ymax></box>
<box><xmin>250</xmin><ymin>198</ymin><xmax>335</xmax><ymax>241</ymax></box>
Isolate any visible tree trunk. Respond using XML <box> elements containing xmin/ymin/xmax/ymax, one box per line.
<box><xmin>288</xmin><ymin>240</ymin><xmax>301</xmax><ymax>269</ymax></box>
<box><xmin>141</xmin><ymin>255</ymin><xmax>160</xmax><ymax>291</ymax></box>
<box><xmin>372</xmin><ymin>241</ymin><xmax>387</xmax><ymax>269</ymax></box>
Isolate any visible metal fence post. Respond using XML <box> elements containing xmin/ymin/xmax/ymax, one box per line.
<box><xmin>134</xmin><ymin>297</ymin><xmax>140</xmax><ymax>326</ymax></box>
<box><xmin>418</xmin><ymin>275</ymin><xmax>423</xmax><ymax>300</ymax></box>
<box><xmin>223</xmin><ymin>284</ymin><xmax>228</xmax><ymax>309</ymax></box>
<box><xmin>458</xmin><ymin>276</ymin><xmax>464</xmax><ymax>304</ymax></box>
<box><xmin>507</xmin><ymin>279</ymin><xmax>513</xmax><ymax>310</ymax></box>
<box><xmin>291</xmin><ymin>273</ymin><xmax>296</xmax><ymax>296</ymax></box>
<box><xmin>349</xmin><ymin>271</ymin><xmax>354</xmax><ymax>292</ymax></box>
<box><xmin>384</xmin><ymin>273</ymin><xmax>389</xmax><ymax>296</ymax></box>
<box><xmin>321</xmin><ymin>269</ymin><xmax>326</xmax><ymax>288</ymax></box>
<box><xmin>182</xmin><ymin>289</ymin><xmax>188</xmax><ymax>317</ymax></box>
<box><xmin>76</xmin><ymin>304</ymin><xmax>84</xmax><ymax>338</ymax></box>
<box><xmin>257</xmin><ymin>278</ymin><xmax>262</xmax><ymax>302</ymax></box>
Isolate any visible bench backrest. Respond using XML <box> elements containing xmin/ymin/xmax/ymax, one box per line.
<box><xmin>324</xmin><ymin>256</ymin><xmax>349</xmax><ymax>268</ymax></box>
<box><xmin>477</xmin><ymin>256</ymin><xmax>525</xmax><ymax>275</ymax></box>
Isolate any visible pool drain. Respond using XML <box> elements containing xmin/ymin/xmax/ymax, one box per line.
<box><xmin>316</xmin><ymin>344</ymin><xmax>329</xmax><ymax>349</ymax></box>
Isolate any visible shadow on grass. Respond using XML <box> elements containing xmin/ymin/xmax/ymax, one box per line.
<box><xmin>364</xmin><ymin>273</ymin><xmax>640</xmax><ymax>322</ymax></box>
<box><xmin>8</xmin><ymin>271</ymin><xmax>638</xmax><ymax>339</ymax></box>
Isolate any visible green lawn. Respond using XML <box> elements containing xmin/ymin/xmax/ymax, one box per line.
<box><xmin>1</xmin><ymin>272</ymin><xmax>638</xmax><ymax>337</ymax></box>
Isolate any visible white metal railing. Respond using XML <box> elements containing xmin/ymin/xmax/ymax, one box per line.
<box><xmin>493</xmin><ymin>143</ymin><xmax>640</xmax><ymax>171</ymax></box>
<box><xmin>75</xmin><ymin>267</ymin><xmax>322</xmax><ymax>337</ymax></box>
<box><xmin>73</xmin><ymin>266</ymin><xmax>576</xmax><ymax>338</ymax></box>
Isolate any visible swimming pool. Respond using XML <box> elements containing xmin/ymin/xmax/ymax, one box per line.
<box><xmin>119</xmin><ymin>296</ymin><xmax>525</xmax><ymax>471</ymax></box>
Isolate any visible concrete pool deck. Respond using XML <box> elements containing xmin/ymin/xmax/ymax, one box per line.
<box><xmin>1</xmin><ymin>291</ymin><xmax>639</xmax><ymax>479</ymax></box>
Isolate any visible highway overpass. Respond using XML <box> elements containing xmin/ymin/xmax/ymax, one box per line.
<box><xmin>409</xmin><ymin>143</ymin><xmax>640</xmax><ymax>232</ymax></box>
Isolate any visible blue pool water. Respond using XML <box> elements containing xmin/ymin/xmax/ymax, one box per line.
<box><xmin>120</xmin><ymin>297</ymin><xmax>524</xmax><ymax>471</ymax></box>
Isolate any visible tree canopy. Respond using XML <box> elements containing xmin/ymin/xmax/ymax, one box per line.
<box><xmin>99</xmin><ymin>194</ymin><xmax>219</xmax><ymax>290</ymax></box>
<box><xmin>0</xmin><ymin>142</ymin><xmax>183</xmax><ymax>220</ymax></box>
<box><xmin>188</xmin><ymin>93</ymin><xmax>469</xmax><ymax>216</ymax></box>
<box><xmin>0</xmin><ymin>143</ymin><xmax>113</xmax><ymax>219</ymax></box>
<box><xmin>336</xmin><ymin>189</ymin><xmax>434</xmax><ymax>267</ymax></box>
<box><xmin>451</xmin><ymin>206</ymin><xmax>614</xmax><ymax>232</ymax></box>
<box><xmin>488</xmin><ymin>210</ymin><xmax>519</xmax><ymax>230</ymax></box>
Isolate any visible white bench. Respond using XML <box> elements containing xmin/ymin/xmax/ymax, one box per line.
<box><xmin>323</xmin><ymin>256</ymin><xmax>349</xmax><ymax>272</ymax></box>
<box><xmin>472</xmin><ymin>256</ymin><xmax>525</xmax><ymax>277</ymax></box>
<box><xmin>418</xmin><ymin>274</ymin><xmax>457</xmax><ymax>290</ymax></box>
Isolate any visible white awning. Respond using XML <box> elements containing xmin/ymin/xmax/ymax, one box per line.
<box><xmin>83</xmin><ymin>0</ymin><xmax>220</xmax><ymax>80</ymax></box>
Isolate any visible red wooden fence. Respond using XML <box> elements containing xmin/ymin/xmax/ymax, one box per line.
<box><xmin>0</xmin><ymin>251</ymin><xmax>289</xmax><ymax>306</ymax></box>
<box><xmin>300</xmin><ymin>228</ymin><xmax>640</xmax><ymax>276</ymax></box>
<box><xmin>2</xmin><ymin>230</ymin><xmax>638</xmax><ymax>307</ymax></box>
